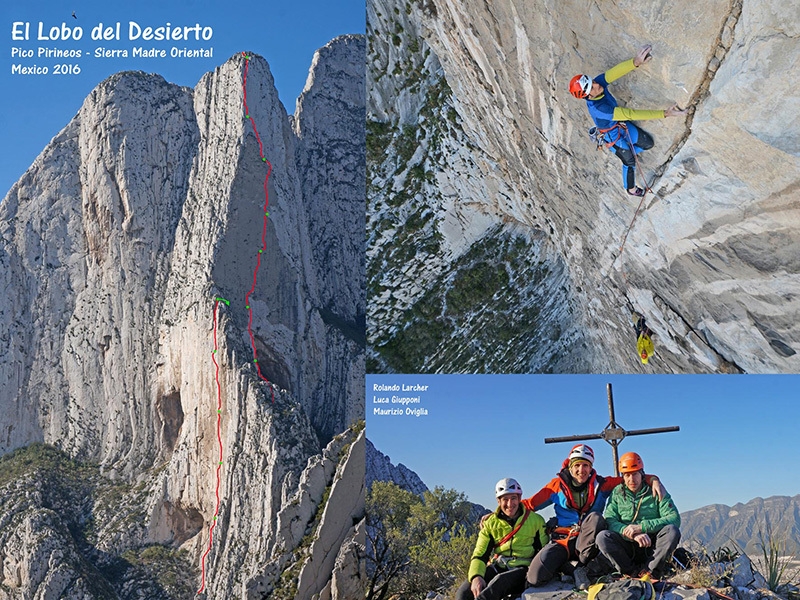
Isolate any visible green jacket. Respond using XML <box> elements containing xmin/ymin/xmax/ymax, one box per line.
<box><xmin>468</xmin><ymin>507</ymin><xmax>548</xmax><ymax>581</ymax></box>
<box><xmin>604</xmin><ymin>482</ymin><xmax>680</xmax><ymax>536</ymax></box>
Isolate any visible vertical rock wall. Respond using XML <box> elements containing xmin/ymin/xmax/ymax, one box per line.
<box><xmin>294</xmin><ymin>35</ymin><xmax>368</xmax><ymax>441</ymax></box>
<box><xmin>367</xmin><ymin>0</ymin><xmax>587</xmax><ymax>373</ymax></box>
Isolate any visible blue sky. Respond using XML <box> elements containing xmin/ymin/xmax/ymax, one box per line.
<box><xmin>1</xmin><ymin>0</ymin><xmax>364</xmax><ymax>197</ymax></box>
<box><xmin>367</xmin><ymin>374</ymin><xmax>800</xmax><ymax>514</ymax></box>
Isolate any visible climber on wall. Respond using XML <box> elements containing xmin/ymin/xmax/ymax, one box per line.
<box><xmin>570</xmin><ymin>45</ymin><xmax>688</xmax><ymax>197</ymax></box>
<box><xmin>632</xmin><ymin>311</ymin><xmax>654</xmax><ymax>365</ymax></box>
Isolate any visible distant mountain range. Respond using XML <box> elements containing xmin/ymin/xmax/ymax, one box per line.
<box><xmin>679</xmin><ymin>495</ymin><xmax>800</xmax><ymax>555</ymax></box>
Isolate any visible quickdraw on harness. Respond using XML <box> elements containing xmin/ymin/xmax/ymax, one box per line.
<box><xmin>491</xmin><ymin>508</ymin><xmax>531</xmax><ymax>567</ymax></box>
<box><xmin>588</xmin><ymin>122</ymin><xmax>628</xmax><ymax>150</ymax></box>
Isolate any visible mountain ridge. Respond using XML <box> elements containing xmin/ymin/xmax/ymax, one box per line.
<box><xmin>680</xmin><ymin>494</ymin><xmax>800</xmax><ymax>556</ymax></box>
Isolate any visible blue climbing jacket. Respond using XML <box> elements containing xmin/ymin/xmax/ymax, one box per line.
<box><xmin>585</xmin><ymin>59</ymin><xmax>665</xmax><ymax>151</ymax></box>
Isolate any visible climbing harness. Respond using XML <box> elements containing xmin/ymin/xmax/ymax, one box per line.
<box><xmin>589</xmin><ymin>123</ymin><xmax>627</xmax><ymax>150</ymax></box>
<box><xmin>551</xmin><ymin>523</ymin><xmax>582</xmax><ymax>549</ymax></box>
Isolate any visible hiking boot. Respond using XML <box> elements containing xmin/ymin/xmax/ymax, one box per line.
<box><xmin>574</xmin><ymin>566</ymin><xmax>591</xmax><ymax>590</ymax></box>
<box><xmin>586</xmin><ymin>555</ymin><xmax>614</xmax><ymax>579</ymax></box>
<box><xmin>651</xmin><ymin>564</ymin><xmax>672</xmax><ymax>580</ymax></box>
<box><xmin>627</xmin><ymin>186</ymin><xmax>645</xmax><ymax>197</ymax></box>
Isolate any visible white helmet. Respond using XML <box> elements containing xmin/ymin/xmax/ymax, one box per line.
<box><xmin>568</xmin><ymin>444</ymin><xmax>595</xmax><ymax>465</ymax></box>
<box><xmin>495</xmin><ymin>477</ymin><xmax>523</xmax><ymax>498</ymax></box>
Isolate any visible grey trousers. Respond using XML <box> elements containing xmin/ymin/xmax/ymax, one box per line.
<box><xmin>595</xmin><ymin>524</ymin><xmax>681</xmax><ymax>575</ymax></box>
<box><xmin>527</xmin><ymin>512</ymin><xmax>607</xmax><ymax>586</ymax></box>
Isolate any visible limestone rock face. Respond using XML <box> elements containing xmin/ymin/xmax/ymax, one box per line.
<box><xmin>296</xmin><ymin>431</ymin><xmax>365</xmax><ymax>599</ymax></box>
<box><xmin>369</xmin><ymin>0</ymin><xmax>799</xmax><ymax>372</ymax></box>
<box><xmin>293</xmin><ymin>35</ymin><xmax>367</xmax><ymax>442</ymax></box>
<box><xmin>367</xmin><ymin>0</ymin><xmax>585</xmax><ymax>373</ymax></box>
<box><xmin>327</xmin><ymin>521</ymin><xmax>367</xmax><ymax>600</ymax></box>
<box><xmin>0</xmin><ymin>35</ymin><xmax>365</xmax><ymax>599</ymax></box>
<box><xmin>0</xmin><ymin>72</ymin><xmax>198</xmax><ymax>466</ymax></box>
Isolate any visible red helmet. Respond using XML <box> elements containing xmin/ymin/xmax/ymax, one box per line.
<box><xmin>619</xmin><ymin>452</ymin><xmax>644</xmax><ymax>473</ymax></box>
<box><xmin>570</xmin><ymin>74</ymin><xmax>592</xmax><ymax>99</ymax></box>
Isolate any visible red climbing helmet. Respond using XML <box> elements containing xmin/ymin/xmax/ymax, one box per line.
<box><xmin>570</xmin><ymin>74</ymin><xmax>592</xmax><ymax>99</ymax></box>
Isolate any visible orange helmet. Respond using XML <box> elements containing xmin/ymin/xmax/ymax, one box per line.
<box><xmin>570</xmin><ymin>74</ymin><xmax>592</xmax><ymax>99</ymax></box>
<box><xmin>619</xmin><ymin>452</ymin><xmax>644</xmax><ymax>473</ymax></box>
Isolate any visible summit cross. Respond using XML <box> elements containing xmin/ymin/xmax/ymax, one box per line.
<box><xmin>544</xmin><ymin>383</ymin><xmax>679</xmax><ymax>476</ymax></box>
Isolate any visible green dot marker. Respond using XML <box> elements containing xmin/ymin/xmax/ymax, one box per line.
<box><xmin>262</xmin><ymin>157</ymin><xmax>266</xmax><ymax>162</ymax></box>
<box><xmin>258</xmin><ymin>249</ymin><xmax>263</xmax><ymax>253</ymax></box>
<box><xmin>213</xmin><ymin>516</ymin><xmax>217</xmax><ymax>521</ymax></box>
<box><xmin>265</xmin><ymin>211</ymin><xmax>269</xmax><ymax>216</ymax></box>
<box><xmin>246</xmin><ymin>114</ymin><xmax>250</xmax><ymax>119</ymax></box>
<box><xmin>217</xmin><ymin>409</ymin><xmax>222</xmax><ymax>414</ymax></box>
<box><xmin>254</xmin><ymin>359</ymin><xmax>258</xmax><ymax>363</ymax></box>
<box><xmin>219</xmin><ymin>461</ymin><xmax>223</xmax><ymax>465</ymax></box>
<box><xmin>246</xmin><ymin>305</ymin><xmax>250</xmax><ymax>309</ymax></box>
<box><xmin>212</xmin><ymin>350</ymin><xmax>217</xmax><ymax>354</ymax></box>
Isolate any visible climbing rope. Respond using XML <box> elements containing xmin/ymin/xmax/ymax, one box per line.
<box><xmin>611</xmin><ymin>124</ymin><xmax>655</xmax><ymax>273</ymax></box>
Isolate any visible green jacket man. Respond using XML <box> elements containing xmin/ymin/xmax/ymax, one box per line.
<box><xmin>596</xmin><ymin>452</ymin><xmax>681</xmax><ymax>578</ymax></box>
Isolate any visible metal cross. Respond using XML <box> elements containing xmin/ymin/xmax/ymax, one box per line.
<box><xmin>544</xmin><ymin>383</ymin><xmax>679</xmax><ymax>476</ymax></box>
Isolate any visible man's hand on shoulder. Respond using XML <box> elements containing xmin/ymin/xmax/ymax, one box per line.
<box><xmin>478</xmin><ymin>512</ymin><xmax>492</xmax><ymax>529</ymax></box>
<box><xmin>651</xmin><ymin>478</ymin><xmax>666</xmax><ymax>501</ymax></box>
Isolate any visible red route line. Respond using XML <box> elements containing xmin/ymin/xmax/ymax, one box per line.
<box><xmin>197</xmin><ymin>300</ymin><xmax>224</xmax><ymax>595</ymax></box>
<box><xmin>242</xmin><ymin>53</ymin><xmax>276</xmax><ymax>404</ymax></box>
<box><xmin>196</xmin><ymin>52</ymin><xmax>277</xmax><ymax>596</ymax></box>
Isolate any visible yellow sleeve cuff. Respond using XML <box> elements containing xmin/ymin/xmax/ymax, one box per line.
<box><xmin>468</xmin><ymin>559</ymin><xmax>487</xmax><ymax>581</ymax></box>
<box><xmin>613</xmin><ymin>107</ymin><xmax>666</xmax><ymax>121</ymax></box>
<box><xmin>604</xmin><ymin>59</ymin><xmax>637</xmax><ymax>84</ymax></box>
